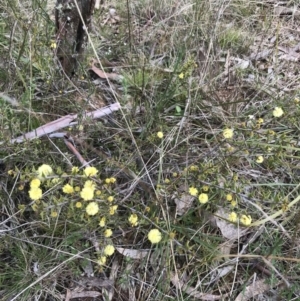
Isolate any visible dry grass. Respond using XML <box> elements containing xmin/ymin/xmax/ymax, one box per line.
<box><xmin>1</xmin><ymin>0</ymin><xmax>300</xmax><ymax>300</ymax></box>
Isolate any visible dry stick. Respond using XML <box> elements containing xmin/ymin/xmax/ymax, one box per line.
<box><xmin>4</xmin><ymin>103</ymin><xmax>120</xmax><ymax>144</ymax></box>
<box><xmin>61</xmin><ymin>290</ymin><xmax>101</xmax><ymax>300</ymax></box>
<box><xmin>64</xmin><ymin>137</ymin><xmax>89</xmax><ymax>166</ymax></box>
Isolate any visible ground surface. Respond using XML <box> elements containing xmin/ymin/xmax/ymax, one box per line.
<box><xmin>1</xmin><ymin>0</ymin><xmax>300</xmax><ymax>300</ymax></box>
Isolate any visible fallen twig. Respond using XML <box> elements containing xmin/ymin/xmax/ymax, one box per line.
<box><xmin>4</xmin><ymin>103</ymin><xmax>120</xmax><ymax>144</ymax></box>
<box><xmin>64</xmin><ymin>137</ymin><xmax>89</xmax><ymax>166</ymax></box>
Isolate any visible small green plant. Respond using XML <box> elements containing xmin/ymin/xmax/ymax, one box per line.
<box><xmin>2</xmin><ymin>0</ymin><xmax>300</xmax><ymax>299</ymax></box>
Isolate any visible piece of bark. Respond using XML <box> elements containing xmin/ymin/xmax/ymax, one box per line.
<box><xmin>55</xmin><ymin>0</ymin><xmax>95</xmax><ymax>76</ymax></box>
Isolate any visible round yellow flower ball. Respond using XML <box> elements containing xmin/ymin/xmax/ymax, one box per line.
<box><xmin>75</xmin><ymin>202</ymin><xmax>82</xmax><ymax>208</ymax></box>
<box><xmin>86</xmin><ymin>202</ymin><xmax>99</xmax><ymax>216</ymax></box>
<box><xmin>222</xmin><ymin>128</ymin><xmax>234</xmax><ymax>139</ymax></box>
<box><xmin>30</xmin><ymin>178</ymin><xmax>41</xmax><ymax>188</ymax></box>
<box><xmin>84</xmin><ymin>166</ymin><xmax>98</xmax><ymax>177</ymax></box>
<box><xmin>84</xmin><ymin>180</ymin><xmax>96</xmax><ymax>190</ymax></box>
<box><xmin>256</xmin><ymin>156</ymin><xmax>264</xmax><ymax>164</ymax></box>
<box><xmin>107</xmin><ymin>196</ymin><xmax>114</xmax><ymax>202</ymax></box>
<box><xmin>198</xmin><ymin>193</ymin><xmax>208</xmax><ymax>204</ymax></box>
<box><xmin>97</xmin><ymin>256</ymin><xmax>107</xmax><ymax>266</ymax></box>
<box><xmin>189</xmin><ymin>187</ymin><xmax>198</xmax><ymax>197</ymax></box>
<box><xmin>104</xmin><ymin>245</ymin><xmax>115</xmax><ymax>256</ymax></box>
<box><xmin>29</xmin><ymin>188</ymin><xmax>43</xmax><ymax>201</ymax></box>
<box><xmin>104</xmin><ymin>229</ymin><xmax>113</xmax><ymax>238</ymax></box>
<box><xmin>148</xmin><ymin>229</ymin><xmax>162</xmax><ymax>244</ymax></box>
<box><xmin>157</xmin><ymin>131</ymin><xmax>164</xmax><ymax>139</ymax></box>
<box><xmin>128</xmin><ymin>214</ymin><xmax>138</xmax><ymax>226</ymax></box>
<box><xmin>228</xmin><ymin>212</ymin><xmax>237</xmax><ymax>222</ymax></box>
<box><xmin>62</xmin><ymin>184</ymin><xmax>74</xmax><ymax>194</ymax></box>
<box><xmin>226</xmin><ymin>194</ymin><xmax>233</xmax><ymax>201</ymax></box>
<box><xmin>99</xmin><ymin>217</ymin><xmax>106</xmax><ymax>227</ymax></box>
<box><xmin>37</xmin><ymin>164</ymin><xmax>53</xmax><ymax>177</ymax></box>
<box><xmin>80</xmin><ymin>187</ymin><xmax>94</xmax><ymax>201</ymax></box>
<box><xmin>240</xmin><ymin>214</ymin><xmax>252</xmax><ymax>226</ymax></box>
<box><xmin>273</xmin><ymin>107</ymin><xmax>284</xmax><ymax>117</ymax></box>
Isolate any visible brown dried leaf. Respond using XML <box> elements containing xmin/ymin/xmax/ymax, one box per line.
<box><xmin>90</xmin><ymin>65</ymin><xmax>123</xmax><ymax>82</ymax></box>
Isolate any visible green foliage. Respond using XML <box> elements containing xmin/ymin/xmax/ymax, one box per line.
<box><xmin>2</xmin><ymin>0</ymin><xmax>300</xmax><ymax>300</ymax></box>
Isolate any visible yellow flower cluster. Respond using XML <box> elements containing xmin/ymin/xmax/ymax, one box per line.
<box><xmin>256</xmin><ymin>156</ymin><xmax>264</xmax><ymax>164</ymax></box>
<box><xmin>189</xmin><ymin>187</ymin><xmax>198</xmax><ymax>196</ymax></box>
<box><xmin>84</xmin><ymin>166</ymin><xmax>98</xmax><ymax>177</ymax></box>
<box><xmin>81</xmin><ymin>188</ymin><xmax>94</xmax><ymax>201</ymax></box>
<box><xmin>273</xmin><ymin>107</ymin><xmax>284</xmax><ymax>117</ymax></box>
<box><xmin>228</xmin><ymin>213</ymin><xmax>252</xmax><ymax>225</ymax></box>
<box><xmin>188</xmin><ymin>187</ymin><xmax>209</xmax><ymax>204</ymax></box>
<box><xmin>157</xmin><ymin>131</ymin><xmax>164</xmax><ymax>139</ymax></box>
<box><xmin>189</xmin><ymin>165</ymin><xmax>198</xmax><ymax>171</ymax></box>
<box><xmin>29</xmin><ymin>187</ymin><xmax>43</xmax><ymax>201</ymax></box>
<box><xmin>72</xmin><ymin>166</ymin><xmax>79</xmax><ymax>174</ymax></box>
<box><xmin>107</xmin><ymin>196</ymin><xmax>114</xmax><ymax>202</ymax></box>
<box><xmin>104</xmin><ymin>229</ymin><xmax>113</xmax><ymax>238</ymax></box>
<box><xmin>228</xmin><ymin>212</ymin><xmax>237</xmax><ymax>222</ymax></box>
<box><xmin>8</xmin><ymin>170</ymin><xmax>15</xmax><ymax>176</ymax></box>
<box><xmin>223</xmin><ymin>128</ymin><xmax>234</xmax><ymax>139</ymax></box>
<box><xmin>86</xmin><ymin>202</ymin><xmax>99</xmax><ymax>216</ymax></box>
<box><xmin>27</xmin><ymin>163</ymin><xmax>124</xmax><ymax>242</ymax></box>
<box><xmin>80</xmin><ymin>180</ymin><xmax>96</xmax><ymax>201</ymax></box>
<box><xmin>148</xmin><ymin>229</ymin><xmax>162</xmax><ymax>244</ymax></box>
<box><xmin>109</xmin><ymin>205</ymin><xmax>118</xmax><ymax>215</ymax></box>
<box><xmin>30</xmin><ymin>178</ymin><xmax>41</xmax><ymax>188</ymax></box>
<box><xmin>50</xmin><ymin>42</ymin><xmax>57</xmax><ymax>49</ymax></box>
<box><xmin>104</xmin><ymin>245</ymin><xmax>115</xmax><ymax>256</ymax></box>
<box><xmin>178</xmin><ymin>72</ymin><xmax>184</xmax><ymax>79</ymax></box>
<box><xmin>240</xmin><ymin>214</ymin><xmax>252</xmax><ymax>226</ymax></box>
<box><xmin>84</xmin><ymin>180</ymin><xmax>96</xmax><ymax>190</ymax></box>
<box><xmin>29</xmin><ymin>177</ymin><xmax>43</xmax><ymax>201</ymax></box>
<box><xmin>105</xmin><ymin>177</ymin><xmax>116</xmax><ymax>184</ymax></box>
<box><xmin>202</xmin><ymin>185</ymin><xmax>209</xmax><ymax>192</ymax></box>
<box><xmin>198</xmin><ymin>193</ymin><xmax>208</xmax><ymax>204</ymax></box>
<box><xmin>75</xmin><ymin>202</ymin><xmax>82</xmax><ymax>208</ymax></box>
<box><xmin>99</xmin><ymin>217</ymin><xmax>106</xmax><ymax>227</ymax></box>
<box><xmin>62</xmin><ymin>184</ymin><xmax>74</xmax><ymax>194</ymax></box>
<box><xmin>97</xmin><ymin>256</ymin><xmax>106</xmax><ymax>266</ymax></box>
<box><xmin>37</xmin><ymin>164</ymin><xmax>53</xmax><ymax>178</ymax></box>
<box><xmin>257</xmin><ymin>118</ymin><xmax>264</xmax><ymax>124</ymax></box>
<box><xmin>128</xmin><ymin>214</ymin><xmax>138</xmax><ymax>226</ymax></box>
<box><xmin>51</xmin><ymin>211</ymin><xmax>58</xmax><ymax>218</ymax></box>
<box><xmin>226</xmin><ymin>194</ymin><xmax>233</xmax><ymax>201</ymax></box>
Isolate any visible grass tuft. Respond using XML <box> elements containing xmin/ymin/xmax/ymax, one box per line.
<box><xmin>2</xmin><ymin>0</ymin><xmax>300</xmax><ymax>300</ymax></box>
